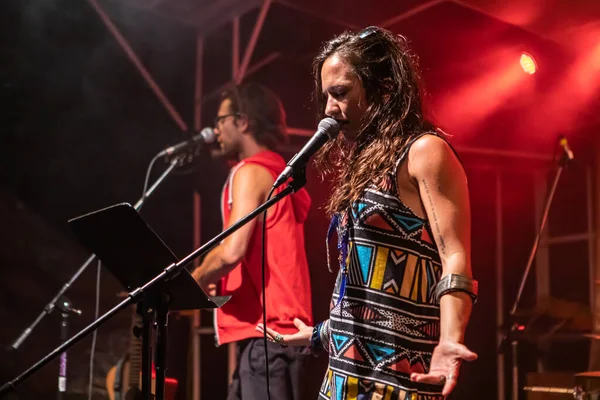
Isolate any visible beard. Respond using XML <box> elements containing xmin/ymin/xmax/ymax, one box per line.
<box><xmin>210</xmin><ymin>141</ymin><xmax>239</xmax><ymax>162</ymax></box>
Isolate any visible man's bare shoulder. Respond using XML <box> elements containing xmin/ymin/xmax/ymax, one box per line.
<box><xmin>232</xmin><ymin>163</ymin><xmax>274</xmax><ymax>192</ymax></box>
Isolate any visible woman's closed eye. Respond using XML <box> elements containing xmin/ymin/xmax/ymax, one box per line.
<box><xmin>324</xmin><ymin>85</ymin><xmax>348</xmax><ymax>100</ymax></box>
<box><xmin>330</xmin><ymin>87</ymin><xmax>348</xmax><ymax>98</ymax></box>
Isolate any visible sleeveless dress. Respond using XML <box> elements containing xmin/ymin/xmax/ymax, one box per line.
<box><xmin>319</xmin><ymin>134</ymin><xmax>445</xmax><ymax>400</ymax></box>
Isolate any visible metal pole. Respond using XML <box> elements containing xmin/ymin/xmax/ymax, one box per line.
<box><xmin>232</xmin><ymin>16</ymin><xmax>240</xmax><ymax>78</ymax></box>
<box><xmin>192</xmin><ymin>193</ymin><xmax>202</xmax><ymax>400</ymax></box>
<box><xmin>587</xmin><ymin>166</ymin><xmax>595</xmax><ymax>327</ymax></box>
<box><xmin>511</xmin><ymin>340</ymin><xmax>519</xmax><ymax>400</ymax></box>
<box><xmin>203</xmin><ymin>53</ymin><xmax>281</xmax><ymax>103</ymax></box>
<box><xmin>191</xmin><ymin>31</ymin><xmax>204</xmax><ymax>400</ymax></box>
<box><xmin>235</xmin><ymin>0</ymin><xmax>272</xmax><ymax>85</ymax></box>
<box><xmin>194</xmin><ymin>36</ymin><xmax>204</xmax><ymax>132</ymax></box>
<box><xmin>496</xmin><ymin>173</ymin><xmax>505</xmax><ymax>400</ymax></box>
<box><xmin>141</xmin><ymin>305</ymin><xmax>152</xmax><ymax>400</ymax></box>
<box><xmin>87</xmin><ymin>0</ymin><xmax>188</xmax><ymax>132</ymax></box>
<box><xmin>534</xmin><ymin>172</ymin><xmax>551</xmax><ymax>375</ymax></box>
<box><xmin>227</xmin><ymin>16</ymin><xmax>243</xmax><ymax>385</ymax></box>
<box><xmin>541</xmin><ymin>232</ymin><xmax>595</xmax><ymax>245</ymax></box>
<box><xmin>285</xmin><ymin>127</ymin><xmax>554</xmax><ymax>161</ymax></box>
<box><xmin>154</xmin><ymin>297</ymin><xmax>169</xmax><ymax>400</ymax></box>
<box><xmin>379</xmin><ymin>0</ymin><xmax>446</xmax><ymax>28</ymax></box>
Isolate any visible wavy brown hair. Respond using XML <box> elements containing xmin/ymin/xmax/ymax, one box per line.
<box><xmin>313</xmin><ymin>27</ymin><xmax>438</xmax><ymax>214</ymax></box>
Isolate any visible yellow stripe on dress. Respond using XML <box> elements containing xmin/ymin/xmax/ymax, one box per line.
<box><xmin>370</xmin><ymin>246</ymin><xmax>389</xmax><ymax>290</ymax></box>
<box><xmin>346</xmin><ymin>376</ymin><xmax>359</xmax><ymax>399</ymax></box>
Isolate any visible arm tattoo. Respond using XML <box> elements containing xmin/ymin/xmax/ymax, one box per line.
<box><xmin>421</xmin><ymin>179</ymin><xmax>446</xmax><ymax>254</ymax></box>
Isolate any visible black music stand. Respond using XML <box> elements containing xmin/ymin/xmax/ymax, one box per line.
<box><xmin>1</xmin><ymin>176</ymin><xmax>300</xmax><ymax>398</ymax></box>
<box><xmin>69</xmin><ymin>203</ymin><xmax>229</xmax><ymax>400</ymax></box>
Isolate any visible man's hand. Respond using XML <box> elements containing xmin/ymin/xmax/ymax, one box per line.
<box><xmin>191</xmin><ymin>267</ymin><xmax>215</xmax><ymax>295</ymax></box>
<box><xmin>410</xmin><ymin>341</ymin><xmax>477</xmax><ymax>397</ymax></box>
<box><xmin>205</xmin><ymin>283</ymin><xmax>217</xmax><ymax>297</ymax></box>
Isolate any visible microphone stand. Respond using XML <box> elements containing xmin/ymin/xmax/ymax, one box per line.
<box><xmin>0</xmin><ymin>167</ymin><xmax>307</xmax><ymax>398</ymax></box>
<box><xmin>9</xmin><ymin>156</ymin><xmax>181</xmax><ymax>353</ymax></box>
<box><xmin>504</xmin><ymin>151</ymin><xmax>571</xmax><ymax>400</ymax></box>
<box><xmin>55</xmin><ymin>296</ymin><xmax>81</xmax><ymax>400</ymax></box>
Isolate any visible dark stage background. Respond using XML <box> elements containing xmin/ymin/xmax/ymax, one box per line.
<box><xmin>1</xmin><ymin>1</ymin><xmax>599</xmax><ymax>399</ymax></box>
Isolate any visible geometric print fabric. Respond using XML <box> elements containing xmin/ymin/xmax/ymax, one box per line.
<box><xmin>321</xmin><ymin>175</ymin><xmax>444</xmax><ymax>399</ymax></box>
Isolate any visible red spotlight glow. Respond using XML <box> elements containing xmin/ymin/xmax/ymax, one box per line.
<box><xmin>520</xmin><ymin>53</ymin><xmax>537</xmax><ymax>74</ymax></box>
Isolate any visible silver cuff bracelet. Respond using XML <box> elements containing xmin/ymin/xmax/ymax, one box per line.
<box><xmin>320</xmin><ymin>319</ymin><xmax>331</xmax><ymax>348</ymax></box>
<box><xmin>435</xmin><ymin>273</ymin><xmax>478</xmax><ymax>304</ymax></box>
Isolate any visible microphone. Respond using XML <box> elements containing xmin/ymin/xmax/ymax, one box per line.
<box><xmin>157</xmin><ymin>127</ymin><xmax>216</xmax><ymax>158</ymax></box>
<box><xmin>559</xmin><ymin>135</ymin><xmax>574</xmax><ymax>161</ymax></box>
<box><xmin>273</xmin><ymin>117</ymin><xmax>341</xmax><ymax>188</ymax></box>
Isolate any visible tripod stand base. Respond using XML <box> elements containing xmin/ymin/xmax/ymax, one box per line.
<box><xmin>106</xmin><ymin>363</ymin><xmax>178</xmax><ymax>400</ymax></box>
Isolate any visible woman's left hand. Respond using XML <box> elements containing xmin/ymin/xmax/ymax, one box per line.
<box><xmin>255</xmin><ymin>318</ymin><xmax>312</xmax><ymax>347</ymax></box>
<box><xmin>410</xmin><ymin>340</ymin><xmax>477</xmax><ymax>397</ymax></box>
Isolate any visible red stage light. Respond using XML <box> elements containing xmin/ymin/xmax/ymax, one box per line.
<box><xmin>520</xmin><ymin>53</ymin><xmax>537</xmax><ymax>74</ymax></box>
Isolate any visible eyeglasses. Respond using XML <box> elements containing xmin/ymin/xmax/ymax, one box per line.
<box><xmin>357</xmin><ymin>26</ymin><xmax>380</xmax><ymax>40</ymax></box>
<box><xmin>214</xmin><ymin>113</ymin><xmax>240</xmax><ymax>127</ymax></box>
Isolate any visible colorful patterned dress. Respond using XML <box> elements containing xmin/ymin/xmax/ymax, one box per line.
<box><xmin>320</xmin><ymin>136</ymin><xmax>444</xmax><ymax>400</ymax></box>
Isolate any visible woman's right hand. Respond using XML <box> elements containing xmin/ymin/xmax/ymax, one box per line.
<box><xmin>255</xmin><ymin>318</ymin><xmax>312</xmax><ymax>347</ymax></box>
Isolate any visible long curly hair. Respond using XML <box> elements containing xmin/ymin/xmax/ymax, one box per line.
<box><xmin>313</xmin><ymin>27</ymin><xmax>438</xmax><ymax>214</ymax></box>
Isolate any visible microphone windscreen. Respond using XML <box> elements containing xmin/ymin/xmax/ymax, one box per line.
<box><xmin>318</xmin><ymin>118</ymin><xmax>341</xmax><ymax>137</ymax></box>
<box><xmin>200</xmin><ymin>127</ymin><xmax>216</xmax><ymax>144</ymax></box>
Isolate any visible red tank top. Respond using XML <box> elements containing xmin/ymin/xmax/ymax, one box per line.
<box><xmin>214</xmin><ymin>150</ymin><xmax>313</xmax><ymax>345</ymax></box>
